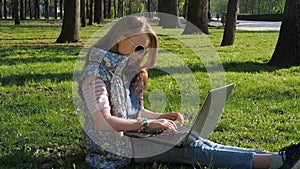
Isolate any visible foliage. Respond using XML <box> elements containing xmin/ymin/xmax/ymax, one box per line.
<box><xmin>0</xmin><ymin>20</ymin><xmax>299</xmax><ymax>169</ymax></box>
<box><xmin>210</xmin><ymin>0</ymin><xmax>286</xmax><ymax>15</ymax></box>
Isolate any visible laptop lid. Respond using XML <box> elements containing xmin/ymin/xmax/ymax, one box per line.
<box><xmin>182</xmin><ymin>83</ymin><xmax>235</xmax><ymax>146</ymax></box>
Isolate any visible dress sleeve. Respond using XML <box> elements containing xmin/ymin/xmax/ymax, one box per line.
<box><xmin>81</xmin><ymin>76</ymin><xmax>111</xmax><ymax>116</ymax></box>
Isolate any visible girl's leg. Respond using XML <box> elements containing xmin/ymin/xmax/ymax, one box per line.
<box><xmin>186</xmin><ymin>139</ymin><xmax>256</xmax><ymax>169</ymax></box>
<box><xmin>253</xmin><ymin>154</ymin><xmax>272</xmax><ymax>169</ymax></box>
<box><xmin>136</xmin><ymin>139</ymin><xmax>266</xmax><ymax>169</ymax></box>
<box><xmin>200</xmin><ymin>138</ymin><xmax>268</xmax><ymax>154</ymax></box>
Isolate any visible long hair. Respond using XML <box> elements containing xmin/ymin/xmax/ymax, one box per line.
<box><xmin>90</xmin><ymin>15</ymin><xmax>158</xmax><ymax>89</ymax></box>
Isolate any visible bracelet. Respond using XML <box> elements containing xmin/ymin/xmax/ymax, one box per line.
<box><xmin>140</xmin><ymin>118</ymin><xmax>149</xmax><ymax>131</ymax></box>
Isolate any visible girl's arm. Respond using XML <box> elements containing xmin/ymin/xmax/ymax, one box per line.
<box><xmin>81</xmin><ymin>76</ymin><xmax>178</xmax><ymax>132</ymax></box>
<box><xmin>141</xmin><ymin>108</ymin><xmax>185</xmax><ymax>126</ymax></box>
<box><xmin>93</xmin><ymin>109</ymin><xmax>177</xmax><ymax>132</ymax></box>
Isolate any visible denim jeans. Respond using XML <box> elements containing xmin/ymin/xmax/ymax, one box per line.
<box><xmin>134</xmin><ymin>138</ymin><xmax>267</xmax><ymax>169</ymax></box>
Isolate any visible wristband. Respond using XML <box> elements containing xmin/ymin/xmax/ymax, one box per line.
<box><xmin>140</xmin><ymin>118</ymin><xmax>149</xmax><ymax>131</ymax></box>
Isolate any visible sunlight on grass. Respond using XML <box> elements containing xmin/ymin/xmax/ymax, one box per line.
<box><xmin>0</xmin><ymin>20</ymin><xmax>299</xmax><ymax>169</ymax></box>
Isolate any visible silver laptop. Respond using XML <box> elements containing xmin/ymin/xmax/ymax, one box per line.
<box><xmin>125</xmin><ymin>83</ymin><xmax>235</xmax><ymax>148</ymax></box>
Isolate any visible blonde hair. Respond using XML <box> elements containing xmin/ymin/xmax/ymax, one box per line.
<box><xmin>93</xmin><ymin>15</ymin><xmax>158</xmax><ymax>68</ymax></box>
<box><xmin>90</xmin><ymin>15</ymin><xmax>158</xmax><ymax>89</ymax></box>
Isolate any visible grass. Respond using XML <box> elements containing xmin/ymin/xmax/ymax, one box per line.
<box><xmin>0</xmin><ymin>19</ymin><xmax>299</xmax><ymax>169</ymax></box>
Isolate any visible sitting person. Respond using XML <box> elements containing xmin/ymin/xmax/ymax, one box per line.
<box><xmin>78</xmin><ymin>15</ymin><xmax>300</xmax><ymax>169</ymax></box>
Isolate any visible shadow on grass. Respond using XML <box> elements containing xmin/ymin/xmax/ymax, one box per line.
<box><xmin>0</xmin><ymin>150</ymin><xmax>92</xmax><ymax>169</ymax></box>
<box><xmin>1</xmin><ymin>72</ymin><xmax>73</xmax><ymax>86</ymax></box>
<box><xmin>0</xmin><ymin>46</ymin><xmax>80</xmax><ymax>66</ymax></box>
<box><xmin>0</xmin><ymin>22</ymin><xmax>62</xmax><ymax>28</ymax></box>
<box><xmin>0</xmin><ymin>37</ymin><xmax>57</xmax><ymax>41</ymax></box>
<box><xmin>149</xmin><ymin>61</ymin><xmax>279</xmax><ymax>79</ymax></box>
<box><xmin>0</xmin><ymin>150</ymin><xmax>197</xmax><ymax>169</ymax></box>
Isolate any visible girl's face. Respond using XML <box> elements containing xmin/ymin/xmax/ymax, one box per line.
<box><xmin>118</xmin><ymin>34</ymin><xmax>151</xmax><ymax>79</ymax></box>
<box><xmin>118</xmin><ymin>34</ymin><xmax>150</xmax><ymax>55</ymax></box>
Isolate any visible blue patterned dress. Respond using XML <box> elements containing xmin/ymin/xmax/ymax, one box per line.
<box><xmin>78</xmin><ymin>47</ymin><xmax>142</xmax><ymax>169</ymax></box>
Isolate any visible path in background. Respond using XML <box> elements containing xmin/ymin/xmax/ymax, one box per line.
<box><xmin>209</xmin><ymin>19</ymin><xmax>281</xmax><ymax>31</ymax></box>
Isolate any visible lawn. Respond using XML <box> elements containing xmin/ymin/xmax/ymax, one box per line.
<box><xmin>0</xmin><ymin>19</ymin><xmax>299</xmax><ymax>169</ymax></box>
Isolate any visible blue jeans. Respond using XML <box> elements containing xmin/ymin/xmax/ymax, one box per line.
<box><xmin>134</xmin><ymin>138</ymin><xmax>267</xmax><ymax>169</ymax></box>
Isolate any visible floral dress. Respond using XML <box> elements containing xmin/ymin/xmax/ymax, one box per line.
<box><xmin>78</xmin><ymin>47</ymin><xmax>142</xmax><ymax>169</ymax></box>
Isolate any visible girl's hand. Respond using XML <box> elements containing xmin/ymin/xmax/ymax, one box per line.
<box><xmin>148</xmin><ymin>118</ymin><xmax>178</xmax><ymax>133</ymax></box>
<box><xmin>158</xmin><ymin>112</ymin><xmax>185</xmax><ymax>126</ymax></box>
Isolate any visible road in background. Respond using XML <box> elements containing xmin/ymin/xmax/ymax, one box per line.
<box><xmin>209</xmin><ymin>19</ymin><xmax>281</xmax><ymax>31</ymax></box>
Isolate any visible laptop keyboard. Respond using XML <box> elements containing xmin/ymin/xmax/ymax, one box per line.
<box><xmin>159</xmin><ymin>125</ymin><xmax>190</xmax><ymax>136</ymax></box>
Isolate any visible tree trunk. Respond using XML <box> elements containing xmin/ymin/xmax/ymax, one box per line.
<box><xmin>104</xmin><ymin>0</ymin><xmax>111</xmax><ymax>18</ymax></box>
<box><xmin>127</xmin><ymin>0</ymin><xmax>131</xmax><ymax>15</ymax></box>
<box><xmin>56</xmin><ymin>0</ymin><xmax>80</xmax><ymax>43</ymax></box>
<box><xmin>59</xmin><ymin>0</ymin><xmax>62</xmax><ymax>19</ymax></box>
<box><xmin>14</xmin><ymin>0</ymin><xmax>20</xmax><ymax>25</ymax></box>
<box><xmin>81</xmin><ymin>0</ymin><xmax>86</xmax><ymax>26</ymax></box>
<box><xmin>12</xmin><ymin>0</ymin><xmax>15</xmax><ymax>18</ymax></box>
<box><xmin>86</xmin><ymin>0</ymin><xmax>89</xmax><ymax>19</ymax></box>
<box><xmin>0</xmin><ymin>1</ymin><xmax>2</xmax><ymax>18</ymax></box>
<box><xmin>20</xmin><ymin>0</ymin><xmax>24</xmax><ymax>20</ymax></box>
<box><xmin>117</xmin><ymin>0</ymin><xmax>123</xmax><ymax>17</ymax></box>
<box><xmin>147</xmin><ymin>0</ymin><xmax>150</xmax><ymax>12</ymax></box>
<box><xmin>158</xmin><ymin>0</ymin><xmax>182</xmax><ymax>28</ymax></box>
<box><xmin>24</xmin><ymin>0</ymin><xmax>27</xmax><ymax>19</ymax></box>
<box><xmin>34</xmin><ymin>0</ymin><xmax>39</xmax><ymax>19</ymax></box>
<box><xmin>150</xmin><ymin>0</ymin><xmax>157</xmax><ymax>12</ymax></box>
<box><xmin>112</xmin><ymin>0</ymin><xmax>116</xmax><ymax>18</ymax></box>
<box><xmin>44</xmin><ymin>0</ymin><xmax>49</xmax><ymax>19</ymax></box>
<box><xmin>182</xmin><ymin>0</ymin><xmax>209</xmax><ymax>34</ymax></box>
<box><xmin>208</xmin><ymin>0</ymin><xmax>211</xmax><ymax>20</ymax></box>
<box><xmin>221</xmin><ymin>0</ymin><xmax>239</xmax><ymax>46</ymax></box>
<box><xmin>4</xmin><ymin>0</ymin><xmax>7</xmax><ymax>19</ymax></box>
<box><xmin>88</xmin><ymin>0</ymin><xmax>94</xmax><ymax>25</ymax></box>
<box><xmin>54</xmin><ymin>0</ymin><xmax>57</xmax><ymax>19</ymax></box>
<box><xmin>267</xmin><ymin>0</ymin><xmax>300</xmax><ymax>67</ymax></box>
<box><xmin>100</xmin><ymin>0</ymin><xmax>104</xmax><ymax>20</ymax></box>
<box><xmin>29</xmin><ymin>0</ymin><xmax>33</xmax><ymax>19</ymax></box>
<box><xmin>94</xmin><ymin>0</ymin><xmax>104</xmax><ymax>23</ymax></box>
<box><xmin>182</xmin><ymin>0</ymin><xmax>187</xmax><ymax>18</ymax></box>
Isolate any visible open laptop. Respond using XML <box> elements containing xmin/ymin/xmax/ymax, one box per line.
<box><xmin>125</xmin><ymin>83</ymin><xmax>235</xmax><ymax>148</ymax></box>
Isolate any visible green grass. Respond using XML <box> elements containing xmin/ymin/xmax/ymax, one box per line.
<box><xmin>1</xmin><ymin>20</ymin><xmax>299</xmax><ymax>169</ymax></box>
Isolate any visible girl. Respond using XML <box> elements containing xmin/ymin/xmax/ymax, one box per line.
<box><xmin>78</xmin><ymin>15</ymin><xmax>300</xmax><ymax>169</ymax></box>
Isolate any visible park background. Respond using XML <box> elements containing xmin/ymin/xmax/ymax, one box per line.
<box><xmin>0</xmin><ymin>0</ymin><xmax>299</xmax><ymax>168</ymax></box>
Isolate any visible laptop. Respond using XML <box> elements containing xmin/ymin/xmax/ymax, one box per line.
<box><xmin>125</xmin><ymin>83</ymin><xmax>235</xmax><ymax>148</ymax></box>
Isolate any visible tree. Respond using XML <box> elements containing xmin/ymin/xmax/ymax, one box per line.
<box><xmin>34</xmin><ymin>0</ymin><xmax>40</xmax><ymax>19</ymax></box>
<box><xmin>44</xmin><ymin>0</ymin><xmax>49</xmax><ymax>19</ymax></box>
<box><xmin>94</xmin><ymin>0</ymin><xmax>104</xmax><ymax>24</ymax></box>
<box><xmin>88</xmin><ymin>0</ymin><xmax>94</xmax><ymax>25</ymax></box>
<box><xmin>104</xmin><ymin>0</ymin><xmax>111</xmax><ymax>18</ymax></box>
<box><xmin>24</xmin><ymin>0</ymin><xmax>27</xmax><ymax>19</ymax></box>
<box><xmin>267</xmin><ymin>0</ymin><xmax>300</xmax><ymax>67</ymax></box>
<box><xmin>81</xmin><ymin>0</ymin><xmax>86</xmax><ymax>27</ymax></box>
<box><xmin>86</xmin><ymin>0</ymin><xmax>89</xmax><ymax>19</ymax></box>
<box><xmin>158</xmin><ymin>0</ymin><xmax>182</xmax><ymax>28</ymax></box>
<box><xmin>14</xmin><ymin>0</ymin><xmax>20</xmax><ymax>25</ymax></box>
<box><xmin>0</xmin><ymin>1</ymin><xmax>2</xmax><ymax>18</ymax></box>
<box><xmin>59</xmin><ymin>0</ymin><xmax>63</xmax><ymax>19</ymax></box>
<box><xmin>147</xmin><ymin>0</ymin><xmax>150</xmax><ymax>13</ymax></box>
<box><xmin>28</xmin><ymin>0</ymin><xmax>32</xmax><ymax>19</ymax></box>
<box><xmin>117</xmin><ymin>0</ymin><xmax>124</xmax><ymax>17</ymax></box>
<box><xmin>182</xmin><ymin>0</ymin><xmax>209</xmax><ymax>34</ymax></box>
<box><xmin>56</xmin><ymin>0</ymin><xmax>80</xmax><ymax>43</ymax></box>
<box><xmin>4</xmin><ymin>0</ymin><xmax>7</xmax><ymax>19</ymax></box>
<box><xmin>221</xmin><ymin>0</ymin><xmax>239</xmax><ymax>46</ymax></box>
<box><xmin>112</xmin><ymin>0</ymin><xmax>116</xmax><ymax>17</ymax></box>
<box><xmin>127</xmin><ymin>0</ymin><xmax>132</xmax><ymax>15</ymax></box>
<box><xmin>20</xmin><ymin>0</ymin><xmax>24</xmax><ymax>20</ymax></box>
<box><xmin>54</xmin><ymin>0</ymin><xmax>58</xmax><ymax>19</ymax></box>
